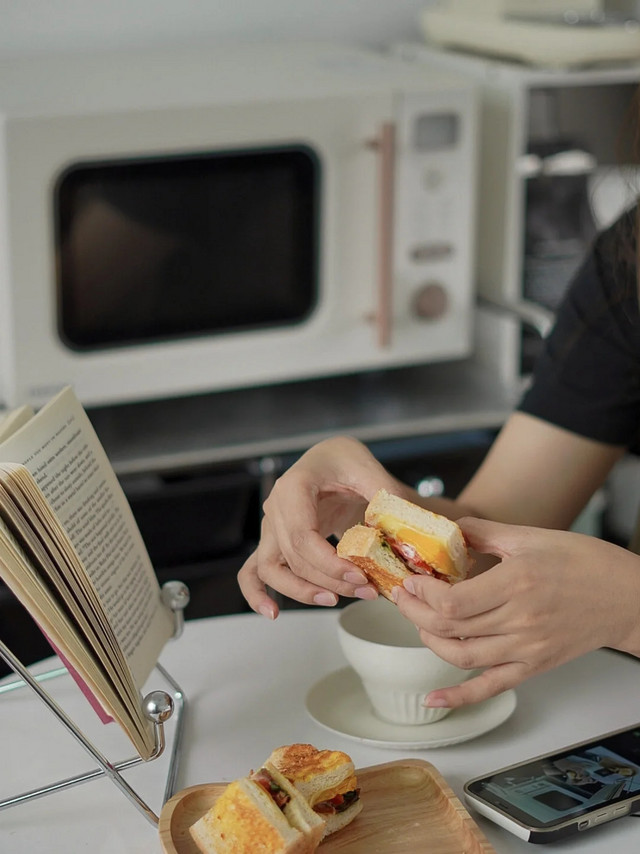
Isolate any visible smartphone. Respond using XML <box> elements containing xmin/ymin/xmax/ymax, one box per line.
<box><xmin>464</xmin><ymin>723</ymin><xmax>640</xmax><ymax>843</ymax></box>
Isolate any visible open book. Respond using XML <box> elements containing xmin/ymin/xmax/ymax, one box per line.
<box><xmin>0</xmin><ymin>387</ymin><xmax>175</xmax><ymax>760</ymax></box>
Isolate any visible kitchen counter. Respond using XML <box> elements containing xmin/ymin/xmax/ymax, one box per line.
<box><xmin>86</xmin><ymin>359</ymin><xmax>520</xmax><ymax>476</ymax></box>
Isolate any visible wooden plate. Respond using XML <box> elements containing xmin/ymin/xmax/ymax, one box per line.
<box><xmin>158</xmin><ymin>758</ymin><xmax>496</xmax><ymax>853</ymax></box>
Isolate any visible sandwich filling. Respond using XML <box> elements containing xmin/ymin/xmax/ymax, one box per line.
<box><xmin>309</xmin><ymin>774</ymin><xmax>360</xmax><ymax>814</ymax></box>
<box><xmin>266</xmin><ymin>744</ymin><xmax>361</xmax><ymax>819</ymax></box>
<box><xmin>252</xmin><ymin>768</ymin><xmax>291</xmax><ymax>810</ymax></box>
<box><xmin>369</xmin><ymin>514</ymin><xmax>455</xmax><ymax>579</ymax></box>
<box><xmin>314</xmin><ymin>788</ymin><xmax>360</xmax><ymax>815</ymax></box>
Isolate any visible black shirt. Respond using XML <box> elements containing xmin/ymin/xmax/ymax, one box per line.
<box><xmin>518</xmin><ymin>207</ymin><xmax>640</xmax><ymax>452</ymax></box>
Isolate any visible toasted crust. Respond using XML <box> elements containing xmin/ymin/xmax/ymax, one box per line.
<box><xmin>267</xmin><ymin>744</ymin><xmax>353</xmax><ymax>780</ymax></box>
<box><xmin>337</xmin><ymin>524</ymin><xmax>414</xmax><ymax>600</ymax></box>
<box><xmin>266</xmin><ymin>744</ymin><xmax>362</xmax><ymax>840</ymax></box>
<box><xmin>266</xmin><ymin>744</ymin><xmax>355</xmax><ymax>796</ymax></box>
<box><xmin>262</xmin><ymin>764</ymin><xmax>325</xmax><ymax>847</ymax></box>
<box><xmin>364</xmin><ymin>489</ymin><xmax>472</xmax><ymax>583</ymax></box>
<box><xmin>189</xmin><ymin>779</ymin><xmax>298</xmax><ymax>854</ymax></box>
<box><xmin>189</xmin><ymin>770</ymin><xmax>323</xmax><ymax>854</ymax></box>
<box><xmin>322</xmin><ymin>800</ymin><xmax>364</xmax><ymax>837</ymax></box>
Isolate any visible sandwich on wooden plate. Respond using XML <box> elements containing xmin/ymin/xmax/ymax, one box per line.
<box><xmin>265</xmin><ymin>743</ymin><xmax>363</xmax><ymax>838</ymax></box>
<box><xmin>337</xmin><ymin>488</ymin><xmax>472</xmax><ymax>600</ymax></box>
<box><xmin>189</xmin><ymin>762</ymin><xmax>325</xmax><ymax>854</ymax></box>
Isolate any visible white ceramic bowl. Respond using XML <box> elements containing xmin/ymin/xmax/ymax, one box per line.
<box><xmin>337</xmin><ymin>598</ymin><xmax>473</xmax><ymax>725</ymax></box>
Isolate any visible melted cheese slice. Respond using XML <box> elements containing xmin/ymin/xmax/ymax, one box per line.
<box><xmin>310</xmin><ymin>775</ymin><xmax>358</xmax><ymax>806</ymax></box>
<box><xmin>376</xmin><ymin>514</ymin><xmax>455</xmax><ymax>576</ymax></box>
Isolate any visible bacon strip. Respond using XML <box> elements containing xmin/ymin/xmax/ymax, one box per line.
<box><xmin>314</xmin><ymin>789</ymin><xmax>360</xmax><ymax>815</ymax></box>
<box><xmin>252</xmin><ymin>768</ymin><xmax>291</xmax><ymax>810</ymax></box>
<box><xmin>386</xmin><ymin>536</ymin><xmax>448</xmax><ymax>581</ymax></box>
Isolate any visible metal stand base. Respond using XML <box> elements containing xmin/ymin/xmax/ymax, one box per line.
<box><xmin>0</xmin><ymin>580</ymin><xmax>189</xmax><ymax>826</ymax></box>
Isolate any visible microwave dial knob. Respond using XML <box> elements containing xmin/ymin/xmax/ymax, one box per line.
<box><xmin>413</xmin><ymin>282</ymin><xmax>449</xmax><ymax>320</ymax></box>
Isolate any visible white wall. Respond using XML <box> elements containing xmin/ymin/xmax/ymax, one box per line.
<box><xmin>0</xmin><ymin>0</ymin><xmax>436</xmax><ymax>56</ymax></box>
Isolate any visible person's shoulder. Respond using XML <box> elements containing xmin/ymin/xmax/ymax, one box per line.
<box><xmin>595</xmin><ymin>204</ymin><xmax>637</xmax><ymax>268</ymax></box>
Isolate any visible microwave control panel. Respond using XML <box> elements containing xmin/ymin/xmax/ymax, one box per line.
<box><xmin>393</xmin><ymin>88</ymin><xmax>477</xmax><ymax>328</ymax></box>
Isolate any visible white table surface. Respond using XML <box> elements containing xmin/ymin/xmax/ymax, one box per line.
<box><xmin>2</xmin><ymin>609</ymin><xmax>640</xmax><ymax>853</ymax></box>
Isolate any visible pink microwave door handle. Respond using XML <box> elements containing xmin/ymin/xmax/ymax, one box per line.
<box><xmin>369</xmin><ymin>121</ymin><xmax>395</xmax><ymax>348</ymax></box>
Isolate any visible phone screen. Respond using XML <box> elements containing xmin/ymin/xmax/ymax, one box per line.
<box><xmin>465</xmin><ymin>725</ymin><xmax>640</xmax><ymax>830</ymax></box>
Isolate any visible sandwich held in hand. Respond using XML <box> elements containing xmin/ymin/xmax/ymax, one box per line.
<box><xmin>337</xmin><ymin>489</ymin><xmax>472</xmax><ymax>600</ymax></box>
<box><xmin>189</xmin><ymin>762</ymin><xmax>325</xmax><ymax>853</ymax></box>
<box><xmin>265</xmin><ymin>743</ymin><xmax>363</xmax><ymax>838</ymax></box>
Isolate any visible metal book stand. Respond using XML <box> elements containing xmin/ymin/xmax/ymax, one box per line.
<box><xmin>0</xmin><ymin>580</ymin><xmax>189</xmax><ymax>826</ymax></box>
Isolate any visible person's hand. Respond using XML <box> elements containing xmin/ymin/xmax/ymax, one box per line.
<box><xmin>237</xmin><ymin>436</ymin><xmax>406</xmax><ymax>617</ymax></box>
<box><xmin>393</xmin><ymin>516</ymin><xmax>640</xmax><ymax>708</ymax></box>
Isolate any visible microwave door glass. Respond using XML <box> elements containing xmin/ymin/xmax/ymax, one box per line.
<box><xmin>55</xmin><ymin>147</ymin><xmax>319</xmax><ymax>350</ymax></box>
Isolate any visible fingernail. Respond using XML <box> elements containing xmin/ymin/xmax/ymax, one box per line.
<box><xmin>259</xmin><ymin>604</ymin><xmax>276</xmax><ymax>620</ymax></box>
<box><xmin>425</xmin><ymin>695</ymin><xmax>450</xmax><ymax>708</ymax></box>
<box><xmin>313</xmin><ymin>591</ymin><xmax>338</xmax><ymax>607</ymax></box>
<box><xmin>391</xmin><ymin>586</ymin><xmax>401</xmax><ymax>602</ymax></box>
<box><xmin>403</xmin><ymin>577</ymin><xmax>416</xmax><ymax>595</ymax></box>
<box><xmin>355</xmin><ymin>586</ymin><xmax>378</xmax><ymax>600</ymax></box>
<box><xmin>343</xmin><ymin>570</ymin><xmax>368</xmax><ymax>585</ymax></box>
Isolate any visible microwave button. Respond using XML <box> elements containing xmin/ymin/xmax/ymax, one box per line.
<box><xmin>413</xmin><ymin>282</ymin><xmax>449</xmax><ymax>320</ymax></box>
<box><xmin>422</xmin><ymin>167</ymin><xmax>445</xmax><ymax>190</ymax></box>
<box><xmin>410</xmin><ymin>242</ymin><xmax>454</xmax><ymax>262</ymax></box>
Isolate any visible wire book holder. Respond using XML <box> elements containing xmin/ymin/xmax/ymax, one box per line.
<box><xmin>0</xmin><ymin>580</ymin><xmax>189</xmax><ymax>826</ymax></box>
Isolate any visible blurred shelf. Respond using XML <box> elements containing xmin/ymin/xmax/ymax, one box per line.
<box><xmin>86</xmin><ymin>359</ymin><xmax>520</xmax><ymax>475</ymax></box>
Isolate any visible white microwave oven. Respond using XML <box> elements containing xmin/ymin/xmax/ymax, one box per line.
<box><xmin>0</xmin><ymin>43</ymin><xmax>478</xmax><ymax>409</ymax></box>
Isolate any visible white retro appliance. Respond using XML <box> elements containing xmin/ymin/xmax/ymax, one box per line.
<box><xmin>0</xmin><ymin>42</ymin><xmax>478</xmax><ymax>409</ymax></box>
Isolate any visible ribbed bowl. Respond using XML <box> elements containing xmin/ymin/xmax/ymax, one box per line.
<box><xmin>338</xmin><ymin>598</ymin><xmax>475</xmax><ymax>726</ymax></box>
<box><xmin>361</xmin><ymin>680</ymin><xmax>452</xmax><ymax>725</ymax></box>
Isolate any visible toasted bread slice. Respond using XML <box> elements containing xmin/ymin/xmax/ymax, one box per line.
<box><xmin>189</xmin><ymin>778</ymin><xmax>303</xmax><ymax>854</ymax></box>
<box><xmin>266</xmin><ymin>744</ymin><xmax>356</xmax><ymax>806</ymax></box>
<box><xmin>337</xmin><ymin>524</ymin><xmax>413</xmax><ymax>601</ymax></box>
<box><xmin>364</xmin><ymin>489</ymin><xmax>471</xmax><ymax>583</ymax></box>
<box><xmin>189</xmin><ymin>766</ymin><xmax>323</xmax><ymax>854</ymax></box>
<box><xmin>266</xmin><ymin>744</ymin><xmax>363</xmax><ymax>839</ymax></box>
<box><xmin>263</xmin><ymin>764</ymin><xmax>325</xmax><ymax>847</ymax></box>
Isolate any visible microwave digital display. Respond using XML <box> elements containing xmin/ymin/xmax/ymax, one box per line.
<box><xmin>55</xmin><ymin>146</ymin><xmax>319</xmax><ymax>350</ymax></box>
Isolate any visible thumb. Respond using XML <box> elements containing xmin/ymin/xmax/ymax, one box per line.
<box><xmin>457</xmin><ymin>516</ymin><xmax>527</xmax><ymax>561</ymax></box>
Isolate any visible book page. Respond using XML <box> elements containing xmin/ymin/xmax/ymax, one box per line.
<box><xmin>0</xmin><ymin>404</ymin><xmax>35</xmax><ymax>444</ymax></box>
<box><xmin>0</xmin><ymin>467</ymin><xmax>139</xmax><ymax>714</ymax></box>
<box><xmin>0</xmin><ymin>387</ymin><xmax>174</xmax><ymax>688</ymax></box>
<box><xmin>0</xmin><ymin>507</ymin><xmax>153</xmax><ymax>757</ymax></box>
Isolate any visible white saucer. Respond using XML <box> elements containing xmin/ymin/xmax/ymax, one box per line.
<box><xmin>305</xmin><ymin>667</ymin><xmax>517</xmax><ymax>750</ymax></box>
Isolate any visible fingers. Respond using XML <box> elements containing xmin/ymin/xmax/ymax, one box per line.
<box><xmin>415</xmin><ymin>622</ymin><xmax>522</xmax><ymax>672</ymax></box>
<box><xmin>424</xmin><ymin>662</ymin><xmax>526</xmax><ymax>709</ymax></box>
<box><xmin>240</xmin><ymin>437</ymin><xmax>398</xmax><ymax>611</ymax></box>
<box><xmin>237</xmin><ymin>547</ymin><xmax>347</xmax><ymax>613</ymax></box>
<box><xmin>391</xmin><ymin>571</ymin><xmax>532</xmax><ymax>708</ymax></box>
<box><xmin>261</xmin><ymin>483</ymin><xmax>372</xmax><ymax>589</ymax></box>
<box><xmin>259</xmin><ymin>528</ymin><xmax>375</xmax><ymax>602</ymax></box>
<box><xmin>237</xmin><ymin>437</ymin><xmax>399</xmax><ymax>613</ymax></box>
<box><xmin>457</xmin><ymin>515</ymin><xmax>538</xmax><ymax>560</ymax></box>
<box><xmin>237</xmin><ymin>549</ymin><xmax>344</xmax><ymax>615</ymax></box>
<box><xmin>237</xmin><ymin>551</ymin><xmax>281</xmax><ymax>620</ymax></box>
<box><xmin>392</xmin><ymin>565</ymin><xmax>549</xmax><ymax>708</ymax></box>
<box><xmin>238</xmin><ymin>519</ymin><xmax>378</xmax><ymax>617</ymax></box>
<box><xmin>397</xmin><ymin>569</ymin><xmax>510</xmax><ymax>625</ymax></box>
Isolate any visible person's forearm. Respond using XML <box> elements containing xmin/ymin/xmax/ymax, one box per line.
<box><xmin>612</xmin><ymin>553</ymin><xmax>640</xmax><ymax>659</ymax></box>
<box><xmin>456</xmin><ymin>413</ymin><xmax>625</xmax><ymax>530</ymax></box>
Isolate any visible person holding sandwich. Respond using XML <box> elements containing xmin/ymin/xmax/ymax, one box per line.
<box><xmin>237</xmin><ymin>198</ymin><xmax>640</xmax><ymax>714</ymax></box>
